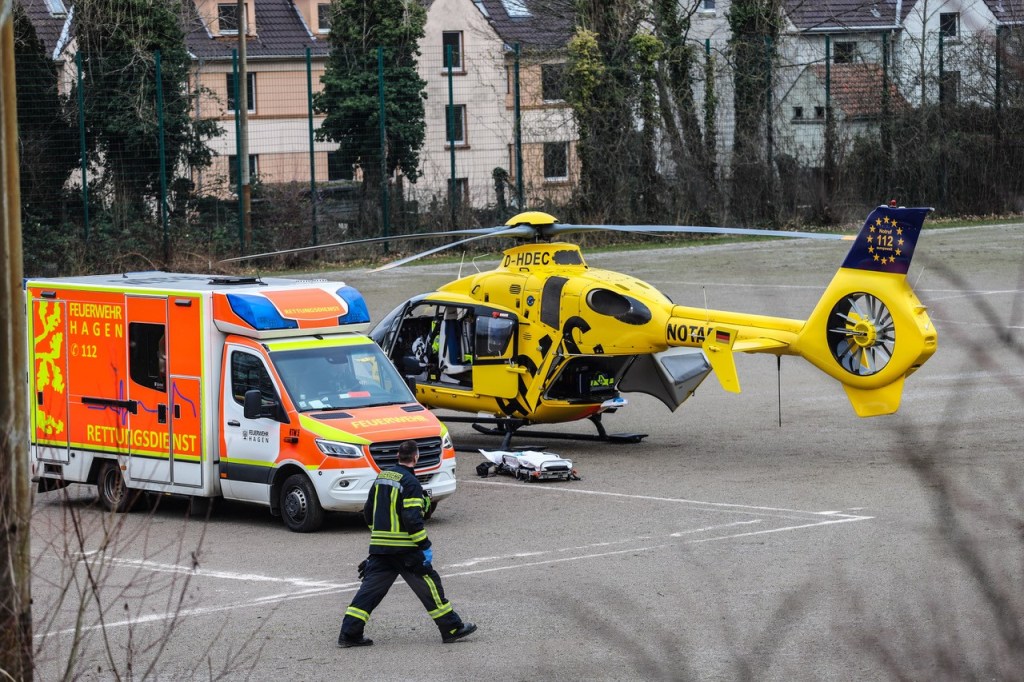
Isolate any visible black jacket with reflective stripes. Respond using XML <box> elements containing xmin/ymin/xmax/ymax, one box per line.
<box><xmin>363</xmin><ymin>464</ymin><xmax>432</xmax><ymax>554</ymax></box>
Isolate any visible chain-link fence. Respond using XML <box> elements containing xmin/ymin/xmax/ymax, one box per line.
<box><xmin>15</xmin><ymin>29</ymin><xmax>1024</xmax><ymax>274</ymax></box>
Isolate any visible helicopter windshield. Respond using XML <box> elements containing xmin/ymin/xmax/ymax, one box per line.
<box><xmin>270</xmin><ymin>343</ymin><xmax>416</xmax><ymax>412</ymax></box>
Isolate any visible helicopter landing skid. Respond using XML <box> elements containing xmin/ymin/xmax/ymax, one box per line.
<box><xmin>465</xmin><ymin>414</ymin><xmax>647</xmax><ymax>450</ymax></box>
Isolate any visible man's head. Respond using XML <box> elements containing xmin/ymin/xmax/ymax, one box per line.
<box><xmin>397</xmin><ymin>440</ymin><xmax>419</xmax><ymax>465</ymax></box>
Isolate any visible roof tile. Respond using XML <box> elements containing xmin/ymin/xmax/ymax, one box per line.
<box><xmin>808</xmin><ymin>62</ymin><xmax>908</xmax><ymax>117</ymax></box>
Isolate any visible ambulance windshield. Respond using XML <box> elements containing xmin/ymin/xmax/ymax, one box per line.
<box><xmin>271</xmin><ymin>343</ymin><xmax>416</xmax><ymax>412</ymax></box>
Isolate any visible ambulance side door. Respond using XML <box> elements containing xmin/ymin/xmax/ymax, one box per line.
<box><xmin>220</xmin><ymin>345</ymin><xmax>284</xmax><ymax>503</ymax></box>
<box><xmin>125</xmin><ymin>296</ymin><xmax>172</xmax><ymax>485</ymax></box>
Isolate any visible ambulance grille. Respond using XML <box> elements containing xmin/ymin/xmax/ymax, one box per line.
<box><xmin>369</xmin><ymin>437</ymin><xmax>442</xmax><ymax>470</ymax></box>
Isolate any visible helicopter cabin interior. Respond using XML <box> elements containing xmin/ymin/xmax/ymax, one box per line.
<box><xmin>382</xmin><ymin>300</ymin><xmax>633</xmax><ymax>405</ymax></box>
<box><xmin>389</xmin><ymin>303</ymin><xmax>517</xmax><ymax>390</ymax></box>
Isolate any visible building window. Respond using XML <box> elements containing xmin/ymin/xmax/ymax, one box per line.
<box><xmin>940</xmin><ymin>71</ymin><xmax>960</xmax><ymax>105</ymax></box>
<box><xmin>218</xmin><ymin>3</ymin><xmax>240</xmax><ymax>34</ymax></box>
<box><xmin>544</xmin><ymin>142</ymin><xmax>568</xmax><ymax>181</ymax></box>
<box><xmin>940</xmin><ymin>12</ymin><xmax>960</xmax><ymax>40</ymax></box>
<box><xmin>792</xmin><ymin>106</ymin><xmax>804</xmax><ymax>120</ymax></box>
<box><xmin>226</xmin><ymin>73</ymin><xmax>256</xmax><ymax>113</ymax></box>
<box><xmin>445</xmin><ymin>104</ymin><xmax>466</xmax><ymax>145</ymax></box>
<box><xmin>833</xmin><ymin>42</ymin><xmax>856</xmax><ymax>64</ymax></box>
<box><xmin>541</xmin><ymin>64</ymin><xmax>566</xmax><ymax>102</ymax></box>
<box><xmin>44</xmin><ymin>0</ymin><xmax>67</xmax><ymax>16</ymax></box>
<box><xmin>443</xmin><ymin>31</ymin><xmax>463</xmax><ymax>70</ymax></box>
<box><xmin>449</xmin><ymin>178</ymin><xmax>469</xmax><ymax>206</ymax></box>
<box><xmin>814</xmin><ymin>106</ymin><xmax>825</xmax><ymax>119</ymax></box>
<box><xmin>317</xmin><ymin>3</ymin><xmax>331</xmax><ymax>32</ymax></box>
<box><xmin>327</xmin><ymin>150</ymin><xmax>353</xmax><ymax>181</ymax></box>
<box><xmin>229</xmin><ymin>154</ymin><xmax>259</xmax><ymax>188</ymax></box>
<box><xmin>701</xmin><ymin>0</ymin><xmax>715</xmax><ymax>10</ymax></box>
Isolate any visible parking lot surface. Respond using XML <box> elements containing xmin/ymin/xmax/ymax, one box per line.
<box><xmin>31</xmin><ymin>222</ymin><xmax>1024</xmax><ymax>680</ymax></box>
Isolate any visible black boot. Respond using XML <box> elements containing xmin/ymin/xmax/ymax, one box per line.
<box><xmin>338</xmin><ymin>631</ymin><xmax>373</xmax><ymax>648</ymax></box>
<box><xmin>441</xmin><ymin>622</ymin><xmax>478</xmax><ymax>643</ymax></box>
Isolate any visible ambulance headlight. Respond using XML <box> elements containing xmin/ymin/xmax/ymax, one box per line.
<box><xmin>442</xmin><ymin>433</ymin><xmax>453</xmax><ymax>451</ymax></box>
<box><xmin>316</xmin><ymin>440</ymin><xmax>364</xmax><ymax>459</ymax></box>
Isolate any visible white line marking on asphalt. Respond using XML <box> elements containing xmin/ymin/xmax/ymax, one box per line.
<box><xmin>687</xmin><ymin>516</ymin><xmax>867</xmax><ymax>544</ymax></box>
<box><xmin>40</xmin><ymin>501</ymin><xmax>871</xmax><ymax>637</ymax></box>
<box><xmin>449</xmin><ymin>520</ymin><xmax>761</xmax><ymax>568</ymax></box>
<box><xmin>669</xmin><ymin>520</ymin><xmax>761</xmax><ymax>537</ymax></box>
<box><xmin>72</xmin><ymin>554</ymin><xmax>345</xmax><ymax>589</ymax></box>
<box><xmin>464</xmin><ymin>479</ymin><xmax>869</xmax><ymax>521</ymax></box>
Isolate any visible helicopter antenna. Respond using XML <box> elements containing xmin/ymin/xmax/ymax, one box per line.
<box><xmin>702</xmin><ymin>286</ymin><xmax>710</xmax><ymax>323</ymax></box>
<box><xmin>777</xmin><ymin>356</ymin><xmax>783</xmax><ymax>427</ymax></box>
<box><xmin>458</xmin><ymin>252</ymin><xmax>466</xmax><ymax>279</ymax></box>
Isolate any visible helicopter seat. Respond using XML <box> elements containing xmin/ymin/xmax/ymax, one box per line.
<box><xmin>437</xmin><ymin>314</ymin><xmax>473</xmax><ymax>386</ymax></box>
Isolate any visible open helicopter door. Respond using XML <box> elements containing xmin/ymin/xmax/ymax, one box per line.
<box><xmin>470</xmin><ymin>310</ymin><xmax>520</xmax><ymax>399</ymax></box>
<box><xmin>617</xmin><ymin>347</ymin><xmax>713</xmax><ymax>411</ymax></box>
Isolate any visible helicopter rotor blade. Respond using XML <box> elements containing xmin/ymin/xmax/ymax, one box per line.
<box><xmin>546</xmin><ymin>223</ymin><xmax>856</xmax><ymax>241</ymax></box>
<box><xmin>371</xmin><ymin>225</ymin><xmax>534</xmax><ymax>272</ymax></box>
<box><xmin>217</xmin><ymin>225</ymin><xmax>512</xmax><ymax>264</ymax></box>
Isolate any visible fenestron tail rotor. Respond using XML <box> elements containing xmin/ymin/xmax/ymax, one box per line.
<box><xmin>826</xmin><ymin>292</ymin><xmax>895</xmax><ymax>376</ymax></box>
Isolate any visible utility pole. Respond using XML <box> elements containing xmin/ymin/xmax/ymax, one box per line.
<box><xmin>0</xmin><ymin>1</ymin><xmax>34</xmax><ymax>676</ymax></box>
<box><xmin>237</xmin><ymin>0</ymin><xmax>251</xmax><ymax>249</ymax></box>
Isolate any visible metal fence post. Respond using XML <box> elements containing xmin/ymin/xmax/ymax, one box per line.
<box><xmin>513</xmin><ymin>43</ymin><xmax>523</xmax><ymax>210</ymax></box>
<box><xmin>938</xmin><ymin>30</ymin><xmax>945</xmax><ymax>107</ymax></box>
<box><xmin>823</xmin><ymin>35</ymin><xmax>835</xmax><ymax>204</ymax></box>
<box><xmin>156</xmin><ymin>50</ymin><xmax>169</xmax><ymax>264</ymax></box>
<box><xmin>447</xmin><ymin>44</ymin><xmax>457</xmax><ymax>226</ymax></box>
<box><xmin>764</xmin><ymin>36</ymin><xmax>773</xmax><ymax>174</ymax></box>
<box><xmin>306</xmin><ymin>47</ymin><xmax>317</xmax><ymax>245</ymax></box>
<box><xmin>377</xmin><ymin>47</ymin><xmax>389</xmax><ymax>243</ymax></box>
<box><xmin>995</xmin><ymin>26</ymin><xmax>1003</xmax><ymax>117</ymax></box>
<box><xmin>76</xmin><ymin>52</ymin><xmax>89</xmax><ymax>241</ymax></box>
<box><xmin>232</xmin><ymin>49</ymin><xmax>243</xmax><ymax>251</ymax></box>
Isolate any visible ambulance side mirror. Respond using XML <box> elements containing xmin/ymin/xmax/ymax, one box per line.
<box><xmin>243</xmin><ymin>389</ymin><xmax>264</xmax><ymax>420</ymax></box>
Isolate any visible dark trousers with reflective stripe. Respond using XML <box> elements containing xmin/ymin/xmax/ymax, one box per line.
<box><xmin>341</xmin><ymin>553</ymin><xmax>463</xmax><ymax>639</ymax></box>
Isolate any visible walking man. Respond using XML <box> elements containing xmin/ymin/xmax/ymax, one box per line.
<box><xmin>339</xmin><ymin>440</ymin><xmax>477</xmax><ymax>647</ymax></box>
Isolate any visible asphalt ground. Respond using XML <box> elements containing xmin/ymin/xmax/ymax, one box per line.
<box><xmin>29</xmin><ymin>222</ymin><xmax>1024</xmax><ymax>681</ymax></box>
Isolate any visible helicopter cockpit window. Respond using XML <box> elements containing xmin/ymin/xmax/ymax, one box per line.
<box><xmin>475</xmin><ymin>316</ymin><xmax>515</xmax><ymax>359</ymax></box>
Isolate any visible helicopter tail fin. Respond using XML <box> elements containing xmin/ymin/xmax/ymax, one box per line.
<box><xmin>790</xmin><ymin>205</ymin><xmax>937</xmax><ymax>417</ymax></box>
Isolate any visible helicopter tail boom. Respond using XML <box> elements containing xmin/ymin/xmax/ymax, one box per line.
<box><xmin>663</xmin><ymin>205</ymin><xmax>936</xmax><ymax>416</ymax></box>
<box><xmin>789</xmin><ymin>205</ymin><xmax>936</xmax><ymax>416</ymax></box>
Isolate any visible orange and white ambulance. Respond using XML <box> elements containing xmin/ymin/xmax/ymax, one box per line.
<box><xmin>26</xmin><ymin>272</ymin><xmax>457</xmax><ymax>531</ymax></box>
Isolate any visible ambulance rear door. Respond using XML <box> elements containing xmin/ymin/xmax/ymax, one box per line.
<box><xmin>29</xmin><ymin>296</ymin><xmax>70</xmax><ymax>463</ymax></box>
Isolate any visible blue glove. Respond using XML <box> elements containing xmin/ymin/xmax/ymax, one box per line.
<box><xmin>422</xmin><ymin>548</ymin><xmax>433</xmax><ymax>566</ymax></box>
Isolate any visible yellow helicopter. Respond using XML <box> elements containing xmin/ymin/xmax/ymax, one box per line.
<box><xmin>227</xmin><ymin>203</ymin><xmax>937</xmax><ymax>447</ymax></box>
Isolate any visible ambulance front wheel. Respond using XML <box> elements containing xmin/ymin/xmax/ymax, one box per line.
<box><xmin>280</xmin><ymin>474</ymin><xmax>324</xmax><ymax>532</ymax></box>
<box><xmin>97</xmin><ymin>460</ymin><xmax>139</xmax><ymax>513</ymax></box>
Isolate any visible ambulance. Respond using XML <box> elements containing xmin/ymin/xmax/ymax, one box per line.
<box><xmin>26</xmin><ymin>272</ymin><xmax>457</xmax><ymax>532</ymax></box>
